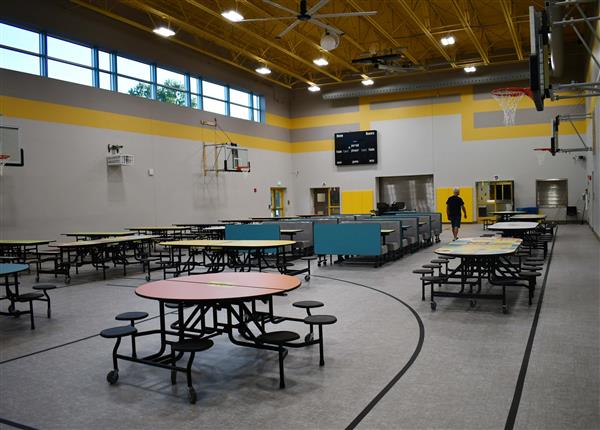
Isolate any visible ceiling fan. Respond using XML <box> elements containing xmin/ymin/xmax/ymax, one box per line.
<box><xmin>352</xmin><ymin>51</ymin><xmax>425</xmax><ymax>73</ymax></box>
<box><xmin>241</xmin><ymin>0</ymin><xmax>377</xmax><ymax>39</ymax></box>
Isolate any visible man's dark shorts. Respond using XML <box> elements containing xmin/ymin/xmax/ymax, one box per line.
<box><xmin>450</xmin><ymin>215</ymin><xmax>461</xmax><ymax>228</ymax></box>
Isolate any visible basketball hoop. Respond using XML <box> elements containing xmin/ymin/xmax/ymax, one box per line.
<box><xmin>534</xmin><ymin>148</ymin><xmax>551</xmax><ymax>166</ymax></box>
<box><xmin>491</xmin><ymin>87</ymin><xmax>532</xmax><ymax>126</ymax></box>
<box><xmin>0</xmin><ymin>154</ymin><xmax>10</xmax><ymax>176</ymax></box>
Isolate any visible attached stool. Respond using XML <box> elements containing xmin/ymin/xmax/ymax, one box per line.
<box><xmin>304</xmin><ymin>314</ymin><xmax>337</xmax><ymax>366</ymax></box>
<box><xmin>115</xmin><ymin>311</ymin><xmax>148</xmax><ymax>358</ymax></box>
<box><xmin>256</xmin><ymin>331</ymin><xmax>300</xmax><ymax>389</ymax></box>
<box><xmin>100</xmin><ymin>325</ymin><xmax>138</xmax><ymax>385</ymax></box>
<box><xmin>293</xmin><ymin>300</ymin><xmax>324</xmax><ymax>341</ymax></box>
<box><xmin>430</xmin><ymin>259</ymin><xmax>449</xmax><ymax>274</ymax></box>
<box><xmin>412</xmin><ymin>268</ymin><xmax>433</xmax><ymax>301</ymax></box>
<box><xmin>300</xmin><ymin>255</ymin><xmax>318</xmax><ymax>281</ymax></box>
<box><xmin>422</xmin><ymin>263</ymin><xmax>443</xmax><ymax>277</ymax></box>
<box><xmin>15</xmin><ymin>292</ymin><xmax>44</xmax><ymax>329</ymax></box>
<box><xmin>423</xmin><ymin>275</ymin><xmax>449</xmax><ymax>311</ymax></box>
<box><xmin>32</xmin><ymin>284</ymin><xmax>56</xmax><ymax>318</ymax></box>
<box><xmin>171</xmin><ymin>338</ymin><xmax>214</xmax><ymax>404</ymax></box>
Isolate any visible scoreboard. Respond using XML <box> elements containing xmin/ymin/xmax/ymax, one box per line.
<box><xmin>334</xmin><ymin>130</ymin><xmax>377</xmax><ymax>166</ymax></box>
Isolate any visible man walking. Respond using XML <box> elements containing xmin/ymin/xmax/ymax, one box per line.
<box><xmin>446</xmin><ymin>188</ymin><xmax>467</xmax><ymax>241</ymax></box>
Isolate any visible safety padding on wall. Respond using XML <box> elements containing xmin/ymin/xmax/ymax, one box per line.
<box><xmin>436</xmin><ymin>187</ymin><xmax>474</xmax><ymax>223</ymax></box>
<box><xmin>341</xmin><ymin>190</ymin><xmax>374</xmax><ymax>214</ymax></box>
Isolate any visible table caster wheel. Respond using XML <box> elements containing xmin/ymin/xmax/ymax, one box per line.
<box><xmin>502</xmin><ymin>305</ymin><xmax>508</xmax><ymax>314</ymax></box>
<box><xmin>145</xmin><ymin>274</ymin><xmax>151</xmax><ymax>281</ymax></box>
<box><xmin>304</xmin><ymin>275</ymin><xmax>310</xmax><ymax>281</ymax></box>
<box><xmin>317</xmin><ymin>263</ymin><xmax>321</xmax><ymax>267</ymax></box>
<box><xmin>188</xmin><ymin>387</ymin><xmax>197</xmax><ymax>404</ymax></box>
<box><xmin>65</xmin><ymin>277</ymin><xmax>71</xmax><ymax>285</ymax></box>
<box><xmin>106</xmin><ymin>370</ymin><xmax>119</xmax><ymax>385</ymax></box>
<box><xmin>430</xmin><ymin>301</ymin><xmax>437</xmax><ymax>311</ymax></box>
<box><xmin>305</xmin><ymin>333</ymin><xmax>313</xmax><ymax>342</ymax></box>
<box><xmin>8</xmin><ymin>304</ymin><xmax>15</xmax><ymax>314</ymax></box>
<box><xmin>470</xmin><ymin>300</ymin><xmax>476</xmax><ymax>308</ymax></box>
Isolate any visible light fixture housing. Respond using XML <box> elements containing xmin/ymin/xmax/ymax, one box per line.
<box><xmin>255</xmin><ymin>66</ymin><xmax>272</xmax><ymax>75</ymax></box>
<box><xmin>153</xmin><ymin>26</ymin><xmax>175</xmax><ymax>37</ymax></box>
<box><xmin>313</xmin><ymin>57</ymin><xmax>329</xmax><ymax>66</ymax></box>
<box><xmin>221</xmin><ymin>10</ymin><xmax>244</xmax><ymax>22</ymax></box>
<box><xmin>464</xmin><ymin>66</ymin><xmax>477</xmax><ymax>73</ymax></box>
<box><xmin>320</xmin><ymin>31</ymin><xmax>340</xmax><ymax>51</ymax></box>
<box><xmin>361</xmin><ymin>78</ymin><xmax>374</xmax><ymax>86</ymax></box>
<box><xmin>308</xmin><ymin>85</ymin><xmax>320</xmax><ymax>92</ymax></box>
<box><xmin>440</xmin><ymin>36</ymin><xmax>456</xmax><ymax>46</ymax></box>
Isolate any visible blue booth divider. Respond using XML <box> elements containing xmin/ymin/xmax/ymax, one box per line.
<box><xmin>225</xmin><ymin>224</ymin><xmax>280</xmax><ymax>240</ymax></box>
<box><xmin>314</xmin><ymin>223</ymin><xmax>381</xmax><ymax>256</ymax></box>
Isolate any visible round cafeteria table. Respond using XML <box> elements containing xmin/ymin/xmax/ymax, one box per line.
<box><xmin>509</xmin><ymin>214</ymin><xmax>547</xmax><ymax>221</ymax></box>
<box><xmin>488</xmin><ymin>222</ymin><xmax>539</xmax><ymax>236</ymax></box>
<box><xmin>0</xmin><ymin>263</ymin><xmax>30</xmax><ymax>316</ymax></box>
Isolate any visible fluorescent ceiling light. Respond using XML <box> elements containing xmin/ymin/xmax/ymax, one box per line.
<box><xmin>222</xmin><ymin>10</ymin><xmax>244</xmax><ymax>22</ymax></box>
<box><xmin>361</xmin><ymin>78</ymin><xmax>374</xmax><ymax>86</ymax></box>
<box><xmin>153</xmin><ymin>27</ymin><xmax>175</xmax><ymax>37</ymax></box>
<box><xmin>313</xmin><ymin>57</ymin><xmax>329</xmax><ymax>66</ymax></box>
<box><xmin>464</xmin><ymin>66</ymin><xmax>477</xmax><ymax>73</ymax></box>
<box><xmin>308</xmin><ymin>85</ymin><xmax>320</xmax><ymax>92</ymax></box>
<box><xmin>440</xmin><ymin>36</ymin><xmax>455</xmax><ymax>46</ymax></box>
<box><xmin>255</xmin><ymin>66</ymin><xmax>272</xmax><ymax>75</ymax></box>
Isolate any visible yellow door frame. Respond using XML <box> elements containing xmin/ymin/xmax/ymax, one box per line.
<box><xmin>270</xmin><ymin>187</ymin><xmax>286</xmax><ymax>217</ymax></box>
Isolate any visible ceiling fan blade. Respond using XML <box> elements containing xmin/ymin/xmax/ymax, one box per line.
<box><xmin>261</xmin><ymin>0</ymin><xmax>297</xmax><ymax>15</ymax></box>
<box><xmin>310</xmin><ymin>19</ymin><xmax>343</xmax><ymax>35</ymax></box>
<box><xmin>307</xmin><ymin>0</ymin><xmax>330</xmax><ymax>16</ymax></box>
<box><xmin>276</xmin><ymin>20</ymin><xmax>301</xmax><ymax>39</ymax></box>
<box><xmin>313</xmin><ymin>11</ymin><xmax>378</xmax><ymax>18</ymax></box>
<box><xmin>242</xmin><ymin>16</ymin><xmax>297</xmax><ymax>22</ymax></box>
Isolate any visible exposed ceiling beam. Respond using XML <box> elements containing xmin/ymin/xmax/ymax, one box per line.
<box><xmin>346</xmin><ymin>0</ymin><xmax>420</xmax><ymax>65</ymax></box>
<box><xmin>394</xmin><ymin>0</ymin><xmax>457</xmax><ymax>68</ymax></box>
<box><xmin>499</xmin><ymin>0</ymin><xmax>524</xmax><ymax>60</ymax></box>
<box><xmin>70</xmin><ymin>0</ymin><xmax>295</xmax><ymax>88</ymax></box>
<box><xmin>238</xmin><ymin>0</ymin><xmax>362</xmax><ymax>74</ymax></box>
<box><xmin>181</xmin><ymin>0</ymin><xmax>342</xmax><ymax>82</ymax></box>
<box><xmin>449</xmin><ymin>0</ymin><xmax>490</xmax><ymax>64</ymax></box>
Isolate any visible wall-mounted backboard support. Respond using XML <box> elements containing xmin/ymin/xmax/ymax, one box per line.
<box><xmin>529</xmin><ymin>5</ymin><xmax>550</xmax><ymax>111</ymax></box>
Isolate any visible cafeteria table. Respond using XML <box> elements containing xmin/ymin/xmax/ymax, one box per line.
<box><xmin>509</xmin><ymin>214</ymin><xmax>547</xmax><ymax>221</ymax></box>
<box><xmin>103</xmin><ymin>273</ymin><xmax>321</xmax><ymax>402</ymax></box>
<box><xmin>489</xmin><ymin>210</ymin><xmax>526</xmax><ymax>222</ymax></box>
<box><xmin>433</xmin><ymin>237</ymin><xmax>523</xmax><ymax>313</ymax></box>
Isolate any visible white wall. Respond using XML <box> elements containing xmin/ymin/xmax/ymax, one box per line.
<box><xmin>292</xmin><ymin>114</ymin><xmax>589</xmax><ymax>217</ymax></box>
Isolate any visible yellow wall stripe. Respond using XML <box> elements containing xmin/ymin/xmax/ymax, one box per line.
<box><xmin>0</xmin><ymin>96</ymin><xmax>292</xmax><ymax>153</ymax></box>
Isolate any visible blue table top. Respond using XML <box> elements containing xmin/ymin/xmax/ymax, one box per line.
<box><xmin>0</xmin><ymin>263</ymin><xmax>29</xmax><ymax>276</ymax></box>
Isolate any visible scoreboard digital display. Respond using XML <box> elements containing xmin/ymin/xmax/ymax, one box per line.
<box><xmin>334</xmin><ymin>130</ymin><xmax>377</xmax><ymax>166</ymax></box>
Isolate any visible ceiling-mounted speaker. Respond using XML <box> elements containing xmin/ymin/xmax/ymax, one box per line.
<box><xmin>320</xmin><ymin>31</ymin><xmax>340</xmax><ymax>51</ymax></box>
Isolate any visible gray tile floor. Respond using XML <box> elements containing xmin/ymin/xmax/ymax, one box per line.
<box><xmin>0</xmin><ymin>224</ymin><xmax>598</xmax><ymax>429</ymax></box>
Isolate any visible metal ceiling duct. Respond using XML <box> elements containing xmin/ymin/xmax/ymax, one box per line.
<box><xmin>322</xmin><ymin>64</ymin><xmax>530</xmax><ymax>100</ymax></box>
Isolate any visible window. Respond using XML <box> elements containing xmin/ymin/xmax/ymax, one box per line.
<box><xmin>203</xmin><ymin>81</ymin><xmax>226</xmax><ymax>115</ymax></box>
<box><xmin>0</xmin><ymin>22</ymin><xmax>265</xmax><ymax>122</ymax></box>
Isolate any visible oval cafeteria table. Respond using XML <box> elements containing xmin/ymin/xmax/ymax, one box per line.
<box><xmin>0</xmin><ymin>263</ymin><xmax>31</xmax><ymax>318</ymax></box>
<box><xmin>103</xmin><ymin>273</ymin><xmax>313</xmax><ymax>400</ymax></box>
<box><xmin>509</xmin><ymin>214</ymin><xmax>547</xmax><ymax>221</ymax></box>
<box><xmin>433</xmin><ymin>237</ymin><xmax>522</xmax><ymax>313</ymax></box>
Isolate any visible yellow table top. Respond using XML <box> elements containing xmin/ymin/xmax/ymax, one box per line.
<box><xmin>0</xmin><ymin>240</ymin><xmax>53</xmax><ymax>245</ymax></box>
<box><xmin>280</xmin><ymin>229</ymin><xmax>303</xmax><ymax>234</ymax></box>
<box><xmin>128</xmin><ymin>226</ymin><xmax>187</xmax><ymax>231</ymax></box>
<box><xmin>435</xmin><ymin>237</ymin><xmax>522</xmax><ymax>256</ymax></box>
<box><xmin>381</xmin><ymin>229</ymin><xmax>395</xmax><ymax>234</ymax></box>
<box><xmin>53</xmin><ymin>235</ymin><xmax>158</xmax><ymax>248</ymax></box>
<box><xmin>160</xmin><ymin>239</ymin><xmax>295</xmax><ymax>248</ymax></box>
<box><xmin>63</xmin><ymin>232</ymin><xmax>132</xmax><ymax>237</ymax></box>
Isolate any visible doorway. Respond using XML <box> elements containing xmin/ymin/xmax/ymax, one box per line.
<box><xmin>270</xmin><ymin>187</ymin><xmax>286</xmax><ymax>217</ymax></box>
<box><xmin>476</xmin><ymin>180</ymin><xmax>515</xmax><ymax>220</ymax></box>
<box><xmin>311</xmin><ymin>187</ymin><xmax>340</xmax><ymax>215</ymax></box>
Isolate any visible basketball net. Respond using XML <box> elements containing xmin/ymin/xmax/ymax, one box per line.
<box><xmin>491</xmin><ymin>88</ymin><xmax>530</xmax><ymax>126</ymax></box>
<box><xmin>0</xmin><ymin>154</ymin><xmax>10</xmax><ymax>176</ymax></box>
<box><xmin>534</xmin><ymin>148</ymin><xmax>550</xmax><ymax>166</ymax></box>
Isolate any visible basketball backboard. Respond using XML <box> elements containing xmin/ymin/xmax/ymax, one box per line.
<box><xmin>0</xmin><ymin>125</ymin><xmax>24</xmax><ymax>166</ymax></box>
<box><xmin>529</xmin><ymin>5</ymin><xmax>550</xmax><ymax>112</ymax></box>
<box><xmin>202</xmin><ymin>142</ymin><xmax>250</xmax><ymax>175</ymax></box>
<box><xmin>550</xmin><ymin>115</ymin><xmax>559</xmax><ymax>155</ymax></box>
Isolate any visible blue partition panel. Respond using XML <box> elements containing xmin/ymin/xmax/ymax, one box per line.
<box><xmin>314</xmin><ymin>223</ymin><xmax>381</xmax><ymax>256</ymax></box>
<box><xmin>225</xmin><ymin>224</ymin><xmax>280</xmax><ymax>240</ymax></box>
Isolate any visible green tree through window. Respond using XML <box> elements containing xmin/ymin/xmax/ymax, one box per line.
<box><xmin>128</xmin><ymin>79</ymin><xmax>186</xmax><ymax>105</ymax></box>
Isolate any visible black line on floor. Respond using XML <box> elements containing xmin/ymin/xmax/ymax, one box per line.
<box><xmin>504</xmin><ymin>227</ymin><xmax>558</xmax><ymax>430</ymax></box>
<box><xmin>0</xmin><ymin>311</ymin><xmax>175</xmax><ymax>366</ymax></box>
<box><xmin>0</xmin><ymin>417</ymin><xmax>38</xmax><ymax>430</ymax></box>
<box><xmin>313</xmin><ymin>275</ymin><xmax>425</xmax><ymax>430</ymax></box>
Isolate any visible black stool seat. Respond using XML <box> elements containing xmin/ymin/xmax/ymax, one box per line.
<box><xmin>526</xmin><ymin>257</ymin><xmax>545</xmax><ymax>261</ymax></box>
<box><xmin>430</xmin><ymin>259</ymin><xmax>447</xmax><ymax>264</ymax></box>
<box><xmin>305</xmin><ymin>315</ymin><xmax>337</xmax><ymax>325</ymax></box>
<box><xmin>522</xmin><ymin>265</ymin><xmax>541</xmax><ymax>271</ymax></box>
<box><xmin>115</xmin><ymin>311</ymin><xmax>148</xmax><ymax>322</ymax></box>
<box><xmin>412</xmin><ymin>268</ymin><xmax>433</xmax><ymax>275</ymax></box>
<box><xmin>524</xmin><ymin>261</ymin><xmax>543</xmax><ymax>267</ymax></box>
<box><xmin>32</xmin><ymin>284</ymin><xmax>57</xmax><ymax>291</ymax></box>
<box><xmin>293</xmin><ymin>300</ymin><xmax>324</xmax><ymax>309</ymax></box>
<box><xmin>438</xmin><ymin>256</ymin><xmax>455</xmax><ymax>260</ymax></box>
<box><xmin>257</xmin><ymin>331</ymin><xmax>300</xmax><ymax>344</ymax></box>
<box><xmin>422</xmin><ymin>263</ymin><xmax>441</xmax><ymax>269</ymax></box>
<box><xmin>15</xmin><ymin>292</ymin><xmax>44</xmax><ymax>301</ymax></box>
<box><xmin>172</xmin><ymin>338</ymin><xmax>214</xmax><ymax>353</ymax></box>
<box><xmin>301</xmin><ymin>255</ymin><xmax>318</xmax><ymax>260</ymax></box>
<box><xmin>491</xmin><ymin>278</ymin><xmax>523</xmax><ymax>286</ymax></box>
<box><xmin>165</xmin><ymin>303</ymin><xmax>194</xmax><ymax>309</ymax></box>
<box><xmin>421</xmin><ymin>276</ymin><xmax>447</xmax><ymax>283</ymax></box>
<box><xmin>519</xmin><ymin>271</ymin><xmax>542</xmax><ymax>277</ymax></box>
<box><xmin>100</xmin><ymin>325</ymin><xmax>137</xmax><ymax>338</ymax></box>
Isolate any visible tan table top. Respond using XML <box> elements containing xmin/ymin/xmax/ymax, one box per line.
<box><xmin>488</xmin><ymin>222</ymin><xmax>539</xmax><ymax>231</ymax></box>
<box><xmin>509</xmin><ymin>214</ymin><xmax>547</xmax><ymax>220</ymax></box>
<box><xmin>63</xmin><ymin>232</ymin><xmax>132</xmax><ymax>237</ymax></box>
<box><xmin>435</xmin><ymin>237</ymin><xmax>522</xmax><ymax>256</ymax></box>
<box><xmin>160</xmin><ymin>239</ymin><xmax>295</xmax><ymax>249</ymax></box>
<box><xmin>52</xmin><ymin>235</ymin><xmax>158</xmax><ymax>248</ymax></box>
<box><xmin>0</xmin><ymin>240</ymin><xmax>53</xmax><ymax>246</ymax></box>
<box><xmin>381</xmin><ymin>229</ymin><xmax>395</xmax><ymax>234</ymax></box>
<box><xmin>127</xmin><ymin>226</ymin><xmax>187</xmax><ymax>231</ymax></box>
<box><xmin>280</xmin><ymin>229</ymin><xmax>303</xmax><ymax>234</ymax></box>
